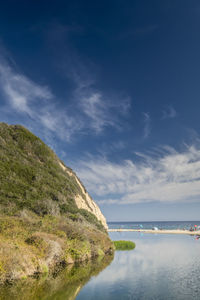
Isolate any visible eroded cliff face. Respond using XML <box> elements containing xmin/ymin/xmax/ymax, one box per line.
<box><xmin>58</xmin><ymin>161</ymin><xmax>108</xmax><ymax>230</ymax></box>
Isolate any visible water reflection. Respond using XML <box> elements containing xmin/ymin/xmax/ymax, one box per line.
<box><xmin>1</xmin><ymin>234</ymin><xmax>200</xmax><ymax>300</ymax></box>
<box><xmin>0</xmin><ymin>254</ymin><xmax>114</xmax><ymax>300</ymax></box>
<box><xmin>77</xmin><ymin>233</ymin><xmax>200</xmax><ymax>300</ymax></box>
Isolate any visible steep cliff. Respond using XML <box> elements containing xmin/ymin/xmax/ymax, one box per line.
<box><xmin>0</xmin><ymin>123</ymin><xmax>113</xmax><ymax>283</ymax></box>
<box><xmin>58</xmin><ymin>161</ymin><xmax>107</xmax><ymax>229</ymax></box>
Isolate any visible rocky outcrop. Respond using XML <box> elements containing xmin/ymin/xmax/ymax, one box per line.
<box><xmin>0</xmin><ymin>213</ymin><xmax>114</xmax><ymax>284</ymax></box>
<box><xmin>58</xmin><ymin>161</ymin><xmax>108</xmax><ymax>230</ymax></box>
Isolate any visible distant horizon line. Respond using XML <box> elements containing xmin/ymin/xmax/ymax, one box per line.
<box><xmin>107</xmin><ymin>220</ymin><xmax>200</xmax><ymax>223</ymax></box>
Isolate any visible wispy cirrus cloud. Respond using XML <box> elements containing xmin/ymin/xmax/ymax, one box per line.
<box><xmin>0</xmin><ymin>49</ymin><xmax>130</xmax><ymax>142</ymax></box>
<box><xmin>0</xmin><ymin>59</ymin><xmax>52</xmax><ymax>115</ymax></box>
<box><xmin>0</xmin><ymin>55</ymin><xmax>82</xmax><ymax>142</ymax></box>
<box><xmin>143</xmin><ymin>112</ymin><xmax>151</xmax><ymax>139</ymax></box>
<box><xmin>75</xmin><ymin>143</ymin><xmax>200</xmax><ymax>205</ymax></box>
<box><xmin>162</xmin><ymin>105</ymin><xmax>177</xmax><ymax>119</ymax></box>
<box><xmin>79</xmin><ymin>92</ymin><xmax>130</xmax><ymax>133</ymax></box>
<box><xmin>80</xmin><ymin>93</ymin><xmax>115</xmax><ymax>133</ymax></box>
<box><xmin>44</xmin><ymin>22</ymin><xmax>131</xmax><ymax>134</ymax></box>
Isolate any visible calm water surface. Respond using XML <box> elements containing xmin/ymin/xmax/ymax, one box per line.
<box><xmin>77</xmin><ymin>231</ymin><xmax>200</xmax><ymax>300</ymax></box>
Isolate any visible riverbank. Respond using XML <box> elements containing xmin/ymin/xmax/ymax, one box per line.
<box><xmin>0</xmin><ymin>213</ymin><xmax>113</xmax><ymax>284</ymax></box>
<box><xmin>108</xmin><ymin>229</ymin><xmax>200</xmax><ymax>235</ymax></box>
<box><xmin>0</xmin><ymin>254</ymin><xmax>114</xmax><ymax>300</ymax></box>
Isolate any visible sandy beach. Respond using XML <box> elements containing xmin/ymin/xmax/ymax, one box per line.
<box><xmin>108</xmin><ymin>229</ymin><xmax>200</xmax><ymax>235</ymax></box>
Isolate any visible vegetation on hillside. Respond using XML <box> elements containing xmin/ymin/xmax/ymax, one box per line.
<box><xmin>0</xmin><ymin>123</ymin><xmax>104</xmax><ymax>231</ymax></box>
<box><xmin>0</xmin><ymin>212</ymin><xmax>113</xmax><ymax>283</ymax></box>
<box><xmin>0</xmin><ymin>123</ymin><xmax>113</xmax><ymax>283</ymax></box>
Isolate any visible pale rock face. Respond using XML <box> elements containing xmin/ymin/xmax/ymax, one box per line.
<box><xmin>58</xmin><ymin>162</ymin><xmax>108</xmax><ymax>230</ymax></box>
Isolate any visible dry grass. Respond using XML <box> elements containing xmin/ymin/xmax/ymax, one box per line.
<box><xmin>0</xmin><ymin>211</ymin><xmax>113</xmax><ymax>284</ymax></box>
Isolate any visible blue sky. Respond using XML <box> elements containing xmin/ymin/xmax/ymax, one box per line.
<box><xmin>1</xmin><ymin>0</ymin><xmax>200</xmax><ymax>221</ymax></box>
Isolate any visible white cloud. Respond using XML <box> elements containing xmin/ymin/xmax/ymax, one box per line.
<box><xmin>38</xmin><ymin>106</ymin><xmax>83</xmax><ymax>142</ymax></box>
<box><xmin>162</xmin><ymin>105</ymin><xmax>177</xmax><ymax>119</ymax></box>
<box><xmin>0</xmin><ymin>57</ymin><xmax>81</xmax><ymax>142</ymax></box>
<box><xmin>0</xmin><ymin>54</ymin><xmax>130</xmax><ymax>142</ymax></box>
<box><xmin>80</xmin><ymin>93</ymin><xmax>112</xmax><ymax>132</ymax></box>
<box><xmin>49</xmin><ymin>27</ymin><xmax>131</xmax><ymax>135</ymax></box>
<box><xmin>79</xmin><ymin>92</ymin><xmax>130</xmax><ymax>133</ymax></box>
<box><xmin>143</xmin><ymin>112</ymin><xmax>151</xmax><ymax>138</ymax></box>
<box><xmin>0</xmin><ymin>61</ymin><xmax>52</xmax><ymax>115</ymax></box>
<box><xmin>75</xmin><ymin>144</ymin><xmax>200</xmax><ymax>205</ymax></box>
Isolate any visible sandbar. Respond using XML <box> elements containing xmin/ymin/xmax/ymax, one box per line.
<box><xmin>108</xmin><ymin>229</ymin><xmax>200</xmax><ymax>235</ymax></box>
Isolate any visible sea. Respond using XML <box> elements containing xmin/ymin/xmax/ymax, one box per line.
<box><xmin>108</xmin><ymin>220</ymin><xmax>200</xmax><ymax>230</ymax></box>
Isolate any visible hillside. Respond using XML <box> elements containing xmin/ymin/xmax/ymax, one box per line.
<box><xmin>0</xmin><ymin>123</ymin><xmax>113</xmax><ymax>283</ymax></box>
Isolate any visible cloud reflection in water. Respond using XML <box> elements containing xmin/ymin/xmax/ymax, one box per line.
<box><xmin>77</xmin><ymin>233</ymin><xmax>200</xmax><ymax>300</ymax></box>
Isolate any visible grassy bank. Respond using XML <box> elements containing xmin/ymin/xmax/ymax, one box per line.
<box><xmin>0</xmin><ymin>212</ymin><xmax>113</xmax><ymax>283</ymax></box>
<box><xmin>0</xmin><ymin>254</ymin><xmax>114</xmax><ymax>300</ymax></box>
<box><xmin>113</xmin><ymin>240</ymin><xmax>136</xmax><ymax>250</ymax></box>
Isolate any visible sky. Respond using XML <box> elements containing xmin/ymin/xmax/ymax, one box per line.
<box><xmin>1</xmin><ymin>0</ymin><xmax>200</xmax><ymax>221</ymax></box>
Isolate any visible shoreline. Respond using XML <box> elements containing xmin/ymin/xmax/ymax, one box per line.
<box><xmin>108</xmin><ymin>229</ymin><xmax>200</xmax><ymax>235</ymax></box>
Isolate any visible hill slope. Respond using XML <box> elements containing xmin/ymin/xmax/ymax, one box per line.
<box><xmin>0</xmin><ymin>122</ymin><xmax>107</xmax><ymax>229</ymax></box>
<box><xmin>0</xmin><ymin>123</ymin><xmax>113</xmax><ymax>283</ymax></box>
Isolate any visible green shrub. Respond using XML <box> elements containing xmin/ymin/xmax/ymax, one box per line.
<box><xmin>79</xmin><ymin>209</ymin><xmax>105</xmax><ymax>232</ymax></box>
<box><xmin>59</xmin><ymin>202</ymin><xmax>78</xmax><ymax>214</ymax></box>
<box><xmin>113</xmin><ymin>240</ymin><xmax>136</xmax><ymax>250</ymax></box>
<box><xmin>68</xmin><ymin>213</ymin><xmax>79</xmax><ymax>221</ymax></box>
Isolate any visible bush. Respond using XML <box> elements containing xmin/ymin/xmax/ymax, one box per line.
<box><xmin>113</xmin><ymin>240</ymin><xmax>136</xmax><ymax>250</ymax></box>
<box><xmin>79</xmin><ymin>209</ymin><xmax>105</xmax><ymax>232</ymax></box>
<box><xmin>68</xmin><ymin>213</ymin><xmax>79</xmax><ymax>221</ymax></box>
